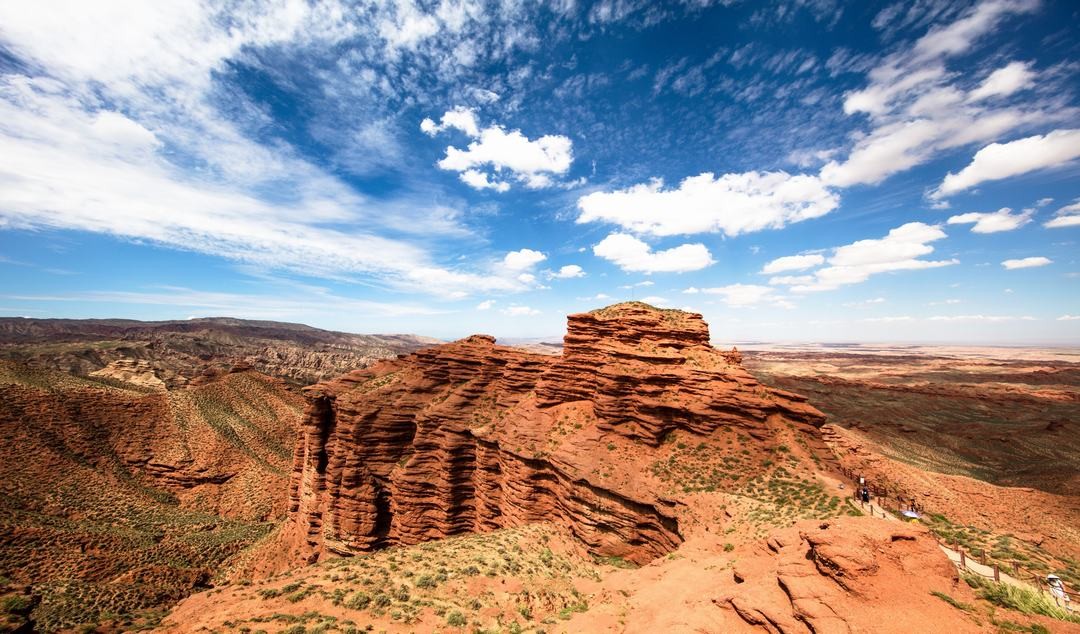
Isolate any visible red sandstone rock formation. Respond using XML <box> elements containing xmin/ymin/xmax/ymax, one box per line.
<box><xmin>281</xmin><ymin>303</ymin><xmax>826</xmax><ymax>567</ymax></box>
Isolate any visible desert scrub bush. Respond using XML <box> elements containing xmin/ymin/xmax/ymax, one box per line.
<box><xmin>963</xmin><ymin>573</ymin><xmax>1080</xmax><ymax>623</ymax></box>
<box><xmin>345</xmin><ymin>591</ymin><xmax>371</xmax><ymax>610</ymax></box>
<box><xmin>592</xmin><ymin>555</ymin><xmax>637</xmax><ymax>569</ymax></box>
<box><xmin>414</xmin><ymin>574</ymin><xmax>437</xmax><ymax>589</ymax></box>
<box><xmin>445</xmin><ymin>610</ymin><xmax>467</xmax><ymax>626</ymax></box>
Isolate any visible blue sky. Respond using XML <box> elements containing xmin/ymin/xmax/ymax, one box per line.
<box><xmin>0</xmin><ymin>0</ymin><xmax>1078</xmax><ymax>343</ymax></box>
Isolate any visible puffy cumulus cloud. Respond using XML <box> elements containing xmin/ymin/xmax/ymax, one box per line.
<box><xmin>639</xmin><ymin>296</ymin><xmax>670</xmax><ymax>306</ymax></box>
<box><xmin>546</xmin><ymin>264</ymin><xmax>585</xmax><ymax>279</ymax></box>
<box><xmin>501</xmin><ymin>304</ymin><xmax>540</xmax><ymax>316</ymax></box>
<box><xmin>761</xmin><ymin>253</ymin><xmax>825</xmax><ymax>274</ymax></box>
<box><xmin>420</xmin><ymin>106</ymin><xmax>480</xmax><ymax>138</ymax></box>
<box><xmin>946</xmin><ymin>207</ymin><xmax>1033</xmax><ymax>233</ymax></box>
<box><xmin>502</xmin><ymin>248</ymin><xmax>547</xmax><ymax>271</ymax></box>
<box><xmin>1058</xmin><ymin>315</ymin><xmax>1080</xmax><ymax>321</ymax></box>
<box><xmin>576</xmin><ymin>171</ymin><xmax>838</xmax><ymax>238</ymax></box>
<box><xmin>476</xmin><ymin>299</ymin><xmax>495</xmax><ymax>310</ymax></box>
<box><xmin>458</xmin><ymin>169</ymin><xmax>510</xmax><ymax>192</ymax></box>
<box><xmin>1045</xmin><ymin>200</ymin><xmax>1080</xmax><ymax>228</ymax></box>
<box><xmin>1001</xmin><ymin>256</ymin><xmax>1051</xmax><ymax>269</ymax></box>
<box><xmin>426</xmin><ymin>107</ymin><xmax>573</xmax><ymax>191</ymax></box>
<box><xmin>967</xmin><ymin>61</ymin><xmax>1036</xmax><ymax>102</ymax></box>
<box><xmin>592</xmin><ymin>233</ymin><xmax>714</xmax><ymax>273</ymax></box>
<box><xmin>766</xmin><ymin>223</ymin><xmax>958</xmax><ymax>292</ymax></box>
<box><xmin>934</xmin><ymin>129</ymin><xmax>1080</xmax><ymax>198</ymax></box>
<box><xmin>820</xmin><ymin>1</ymin><xmax>1059</xmax><ymax>190</ymax></box>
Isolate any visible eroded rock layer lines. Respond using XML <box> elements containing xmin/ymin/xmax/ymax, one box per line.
<box><xmin>284</xmin><ymin>303</ymin><xmax>826</xmax><ymax>565</ymax></box>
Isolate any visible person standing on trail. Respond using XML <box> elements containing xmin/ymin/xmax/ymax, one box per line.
<box><xmin>861</xmin><ymin>486</ymin><xmax>870</xmax><ymax>504</ymax></box>
<box><xmin>1048</xmin><ymin>575</ymin><xmax>1072</xmax><ymax>611</ymax></box>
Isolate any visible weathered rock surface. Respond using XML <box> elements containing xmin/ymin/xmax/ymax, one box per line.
<box><xmin>280</xmin><ymin>303</ymin><xmax>826</xmax><ymax>568</ymax></box>
<box><xmin>717</xmin><ymin>518</ymin><xmax>978</xmax><ymax>633</ymax></box>
<box><xmin>89</xmin><ymin>358</ymin><xmax>167</xmax><ymax>390</ymax></box>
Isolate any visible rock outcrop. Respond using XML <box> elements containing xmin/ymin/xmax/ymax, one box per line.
<box><xmin>717</xmin><ymin>518</ymin><xmax>983</xmax><ymax>634</ymax></box>
<box><xmin>89</xmin><ymin>358</ymin><xmax>167</xmax><ymax>390</ymax></box>
<box><xmin>282</xmin><ymin>303</ymin><xmax>826</xmax><ymax>567</ymax></box>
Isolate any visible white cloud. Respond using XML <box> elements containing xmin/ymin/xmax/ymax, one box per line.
<box><xmin>503</xmin><ymin>248</ymin><xmax>547</xmax><ymax>271</ymax></box>
<box><xmin>501</xmin><ymin>304</ymin><xmax>540</xmax><ymax>316</ymax></box>
<box><xmin>577</xmin><ymin>171</ymin><xmax>838</xmax><ymax>237</ymax></box>
<box><xmin>620</xmin><ymin>280</ymin><xmax>655</xmax><ymax>289</ymax></box>
<box><xmin>761</xmin><ymin>253</ymin><xmax>825</xmax><ymax>274</ymax></box>
<box><xmin>929</xmin><ymin>314</ymin><xmax>1036</xmax><ymax>322</ymax></box>
<box><xmin>946</xmin><ymin>207</ymin><xmax>1033</xmax><ymax>233</ymax></box>
<box><xmin>593</xmin><ymin>233</ymin><xmax>714</xmax><ymax>273</ymax></box>
<box><xmin>459</xmin><ymin>169</ymin><xmax>510</xmax><ymax>192</ymax></box>
<box><xmin>476</xmin><ymin>299</ymin><xmax>495</xmax><ymax>310</ymax></box>
<box><xmin>912</xmin><ymin>0</ymin><xmax>1038</xmax><ymax>60</ymax></box>
<box><xmin>420</xmin><ymin>106</ymin><xmax>480</xmax><ymax>137</ymax></box>
<box><xmin>1044</xmin><ymin>200</ymin><xmax>1080</xmax><ymax>228</ymax></box>
<box><xmin>1058</xmin><ymin>315</ymin><xmax>1080</xmax><ymax>321</ymax></box>
<box><xmin>1001</xmin><ymin>256</ymin><xmax>1051</xmax><ymax>269</ymax></box>
<box><xmin>767</xmin><ymin>223</ymin><xmax>957</xmax><ymax>292</ymax></box>
<box><xmin>429</xmin><ymin>108</ymin><xmax>573</xmax><ymax>191</ymax></box>
<box><xmin>547</xmin><ymin>264</ymin><xmax>585</xmax><ymax>279</ymax></box>
<box><xmin>821</xmin><ymin>1</ymin><xmax>1058</xmax><ymax>190</ymax></box>
<box><xmin>935</xmin><ymin>129</ymin><xmax>1080</xmax><ymax>198</ymax></box>
<box><xmin>1045</xmin><ymin>215</ymin><xmax>1080</xmax><ymax>229</ymax></box>
<box><xmin>967</xmin><ymin>61</ymin><xmax>1036</xmax><ymax>102</ymax></box>
<box><xmin>639</xmin><ymin>296</ymin><xmax>669</xmax><ymax>306</ymax></box>
<box><xmin>768</xmin><ymin>275</ymin><xmax>815</xmax><ymax>286</ymax></box>
<box><xmin>693</xmin><ymin>284</ymin><xmax>774</xmax><ymax>307</ymax></box>
<box><xmin>862</xmin><ymin>316</ymin><xmax>912</xmax><ymax>322</ymax></box>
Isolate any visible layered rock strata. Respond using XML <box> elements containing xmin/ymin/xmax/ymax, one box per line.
<box><xmin>284</xmin><ymin>303</ymin><xmax>826</xmax><ymax>566</ymax></box>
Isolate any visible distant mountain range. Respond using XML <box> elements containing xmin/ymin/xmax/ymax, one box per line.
<box><xmin>0</xmin><ymin>316</ymin><xmax>442</xmax><ymax>388</ymax></box>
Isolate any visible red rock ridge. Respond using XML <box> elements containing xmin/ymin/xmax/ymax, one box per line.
<box><xmin>280</xmin><ymin>303</ymin><xmax>826</xmax><ymax>568</ymax></box>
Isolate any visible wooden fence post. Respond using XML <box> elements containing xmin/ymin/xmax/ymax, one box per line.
<box><xmin>1012</xmin><ymin>561</ymin><xmax>1019</xmax><ymax>576</ymax></box>
<box><xmin>993</xmin><ymin>564</ymin><xmax>1000</xmax><ymax>582</ymax></box>
<box><xmin>959</xmin><ymin>550</ymin><xmax>966</xmax><ymax>568</ymax></box>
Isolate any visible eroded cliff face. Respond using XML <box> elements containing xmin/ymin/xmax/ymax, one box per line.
<box><xmin>281</xmin><ymin>303</ymin><xmax>826</xmax><ymax>567</ymax></box>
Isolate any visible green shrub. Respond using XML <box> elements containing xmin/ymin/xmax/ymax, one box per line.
<box><xmin>345</xmin><ymin>592</ymin><xmax>371</xmax><ymax>610</ymax></box>
<box><xmin>446</xmin><ymin>610</ymin><xmax>467</xmax><ymax>626</ymax></box>
<box><xmin>414</xmin><ymin>575</ymin><xmax>437</xmax><ymax>589</ymax></box>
